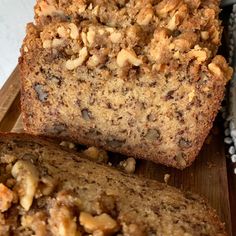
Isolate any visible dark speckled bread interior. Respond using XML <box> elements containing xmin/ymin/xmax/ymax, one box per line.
<box><xmin>0</xmin><ymin>133</ymin><xmax>227</xmax><ymax>235</ymax></box>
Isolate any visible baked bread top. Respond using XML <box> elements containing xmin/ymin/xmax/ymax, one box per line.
<box><xmin>0</xmin><ymin>133</ymin><xmax>227</xmax><ymax>235</ymax></box>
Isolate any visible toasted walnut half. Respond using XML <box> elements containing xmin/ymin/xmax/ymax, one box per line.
<box><xmin>117</xmin><ymin>49</ymin><xmax>142</xmax><ymax>67</ymax></box>
<box><xmin>83</xmin><ymin>147</ymin><xmax>108</xmax><ymax>163</ymax></box>
<box><xmin>21</xmin><ymin>212</ymin><xmax>47</xmax><ymax>236</ymax></box>
<box><xmin>66</xmin><ymin>47</ymin><xmax>88</xmax><ymax>70</ymax></box>
<box><xmin>80</xmin><ymin>212</ymin><xmax>119</xmax><ymax>234</ymax></box>
<box><xmin>0</xmin><ymin>184</ymin><xmax>15</xmax><ymax>212</ymax></box>
<box><xmin>11</xmin><ymin>160</ymin><xmax>39</xmax><ymax>211</ymax></box>
<box><xmin>208</xmin><ymin>55</ymin><xmax>233</xmax><ymax>81</ymax></box>
<box><xmin>137</xmin><ymin>6</ymin><xmax>154</xmax><ymax>26</ymax></box>
<box><xmin>49</xmin><ymin>204</ymin><xmax>81</xmax><ymax>236</ymax></box>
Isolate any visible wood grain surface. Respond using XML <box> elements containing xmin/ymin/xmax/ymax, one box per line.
<box><xmin>0</xmin><ymin>67</ymin><xmax>234</xmax><ymax>236</ymax></box>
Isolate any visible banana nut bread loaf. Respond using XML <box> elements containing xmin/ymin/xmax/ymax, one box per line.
<box><xmin>0</xmin><ymin>133</ymin><xmax>227</xmax><ymax>235</ymax></box>
<box><xmin>19</xmin><ymin>0</ymin><xmax>233</xmax><ymax>169</ymax></box>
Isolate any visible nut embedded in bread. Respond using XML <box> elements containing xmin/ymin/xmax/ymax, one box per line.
<box><xmin>0</xmin><ymin>133</ymin><xmax>227</xmax><ymax>235</ymax></box>
<box><xmin>19</xmin><ymin>0</ymin><xmax>233</xmax><ymax>169</ymax></box>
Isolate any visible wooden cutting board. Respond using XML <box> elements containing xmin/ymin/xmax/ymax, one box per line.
<box><xmin>0</xmin><ymin>66</ymin><xmax>234</xmax><ymax>236</ymax></box>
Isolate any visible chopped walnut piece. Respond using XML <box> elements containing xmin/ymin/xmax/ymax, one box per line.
<box><xmin>0</xmin><ymin>184</ymin><xmax>14</xmax><ymax>212</ymax></box>
<box><xmin>87</xmin><ymin>28</ymin><xmax>96</xmax><ymax>45</ymax></box>
<box><xmin>80</xmin><ymin>212</ymin><xmax>119</xmax><ymax>234</ymax></box>
<box><xmin>87</xmin><ymin>55</ymin><xmax>101</xmax><ymax>67</ymax></box>
<box><xmin>167</xmin><ymin>4</ymin><xmax>187</xmax><ymax>30</ymax></box>
<box><xmin>36</xmin><ymin>1</ymin><xmax>64</xmax><ymax>17</ymax></box>
<box><xmin>137</xmin><ymin>6</ymin><xmax>153</xmax><ymax>26</ymax></box>
<box><xmin>57</xmin><ymin>26</ymin><xmax>67</xmax><ymax>38</ymax></box>
<box><xmin>201</xmin><ymin>31</ymin><xmax>209</xmax><ymax>40</ymax></box>
<box><xmin>69</xmin><ymin>23</ymin><xmax>79</xmax><ymax>39</ymax></box>
<box><xmin>172</xmin><ymin>32</ymin><xmax>198</xmax><ymax>52</ymax></box>
<box><xmin>52</xmin><ymin>38</ymin><xmax>64</xmax><ymax>47</ymax></box>
<box><xmin>83</xmin><ymin>147</ymin><xmax>108</xmax><ymax>163</ymax></box>
<box><xmin>122</xmin><ymin>223</ymin><xmax>145</xmax><ymax>236</ymax></box>
<box><xmin>156</xmin><ymin>0</ymin><xmax>182</xmax><ymax>16</ymax></box>
<box><xmin>109</xmin><ymin>32</ymin><xmax>122</xmax><ymax>43</ymax></box>
<box><xmin>56</xmin><ymin>190</ymin><xmax>81</xmax><ymax>207</ymax></box>
<box><xmin>49</xmin><ymin>204</ymin><xmax>81</xmax><ymax>236</ymax></box>
<box><xmin>60</xmin><ymin>141</ymin><xmax>76</xmax><ymax>149</ymax></box>
<box><xmin>164</xmin><ymin>174</ymin><xmax>170</xmax><ymax>184</ymax></box>
<box><xmin>119</xmin><ymin>157</ymin><xmax>136</xmax><ymax>174</ymax></box>
<box><xmin>21</xmin><ymin>212</ymin><xmax>47</xmax><ymax>236</ymax></box>
<box><xmin>187</xmin><ymin>46</ymin><xmax>210</xmax><ymax>62</ymax></box>
<box><xmin>42</xmin><ymin>39</ymin><xmax>52</xmax><ymax>49</ymax></box>
<box><xmin>11</xmin><ymin>160</ymin><xmax>39</xmax><ymax>211</ymax></box>
<box><xmin>0</xmin><ymin>154</ymin><xmax>16</xmax><ymax>164</ymax></box>
<box><xmin>36</xmin><ymin>176</ymin><xmax>57</xmax><ymax>198</ymax></box>
<box><xmin>65</xmin><ymin>47</ymin><xmax>88</xmax><ymax>70</ymax></box>
<box><xmin>117</xmin><ymin>49</ymin><xmax>142</xmax><ymax>67</ymax></box>
<box><xmin>208</xmin><ymin>56</ymin><xmax>233</xmax><ymax>81</ymax></box>
<box><xmin>68</xmin><ymin>0</ymin><xmax>87</xmax><ymax>14</ymax></box>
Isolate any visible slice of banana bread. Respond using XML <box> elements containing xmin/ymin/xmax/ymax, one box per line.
<box><xmin>0</xmin><ymin>133</ymin><xmax>227</xmax><ymax>235</ymax></box>
<box><xmin>19</xmin><ymin>0</ymin><xmax>232</xmax><ymax>169</ymax></box>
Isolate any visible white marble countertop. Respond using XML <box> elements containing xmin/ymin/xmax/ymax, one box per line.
<box><xmin>0</xmin><ymin>0</ymin><xmax>35</xmax><ymax>89</ymax></box>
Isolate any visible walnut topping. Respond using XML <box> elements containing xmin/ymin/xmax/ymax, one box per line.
<box><xmin>164</xmin><ymin>174</ymin><xmax>170</xmax><ymax>184</ymax></box>
<box><xmin>208</xmin><ymin>56</ymin><xmax>233</xmax><ymax>81</ymax></box>
<box><xmin>119</xmin><ymin>157</ymin><xmax>136</xmax><ymax>174</ymax></box>
<box><xmin>109</xmin><ymin>32</ymin><xmax>122</xmax><ymax>43</ymax></box>
<box><xmin>81</xmin><ymin>32</ymin><xmax>88</xmax><ymax>46</ymax></box>
<box><xmin>60</xmin><ymin>141</ymin><xmax>76</xmax><ymax>149</ymax></box>
<box><xmin>137</xmin><ymin>6</ymin><xmax>153</xmax><ymax>26</ymax></box>
<box><xmin>21</xmin><ymin>212</ymin><xmax>47</xmax><ymax>236</ymax></box>
<box><xmin>92</xmin><ymin>5</ymin><xmax>100</xmax><ymax>16</ymax></box>
<box><xmin>0</xmin><ymin>154</ymin><xmax>16</xmax><ymax>164</ymax></box>
<box><xmin>87</xmin><ymin>55</ymin><xmax>101</xmax><ymax>67</ymax></box>
<box><xmin>11</xmin><ymin>160</ymin><xmax>39</xmax><ymax>211</ymax></box>
<box><xmin>87</xmin><ymin>28</ymin><xmax>96</xmax><ymax>45</ymax></box>
<box><xmin>167</xmin><ymin>4</ymin><xmax>187</xmax><ymax>30</ymax></box>
<box><xmin>56</xmin><ymin>190</ymin><xmax>81</xmax><ymax>207</ymax></box>
<box><xmin>122</xmin><ymin>223</ymin><xmax>145</xmax><ymax>236</ymax></box>
<box><xmin>79</xmin><ymin>212</ymin><xmax>119</xmax><ymax>234</ymax></box>
<box><xmin>156</xmin><ymin>0</ymin><xmax>182</xmax><ymax>16</ymax></box>
<box><xmin>172</xmin><ymin>32</ymin><xmax>198</xmax><ymax>52</ymax></box>
<box><xmin>65</xmin><ymin>47</ymin><xmax>88</xmax><ymax>70</ymax></box>
<box><xmin>201</xmin><ymin>31</ymin><xmax>209</xmax><ymax>40</ymax></box>
<box><xmin>117</xmin><ymin>49</ymin><xmax>142</xmax><ymax>67</ymax></box>
<box><xmin>57</xmin><ymin>26</ymin><xmax>67</xmax><ymax>38</ymax></box>
<box><xmin>0</xmin><ymin>184</ymin><xmax>14</xmax><ymax>212</ymax></box>
<box><xmin>83</xmin><ymin>147</ymin><xmax>108</xmax><ymax>163</ymax></box>
<box><xmin>69</xmin><ymin>23</ymin><xmax>79</xmax><ymax>39</ymax></box>
<box><xmin>68</xmin><ymin>0</ymin><xmax>87</xmax><ymax>14</ymax></box>
<box><xmin>36</xmin><ymin>1</ymin><xmax>64</xmax><ymax>17</ymax></box>
<box><xmin>187</xmin><ymin>46</ymin><xmax>210</xmax><ymax>62</ymax></box>
<box><xmin>52</xmin><ymin>38</ymin><xmax>64</xmax><ymax>47</ymax></box>
<box><xmin>42</xmin><ymin>38</ymin><xmax>64</xmax><ymax>48</ymax></box>
<box><xmin>42</xmin><ymin>39</ymin><xmax>52</xmax><ymax>49</ymax></box>
<box><xmin>49</xmin><ymin>205</ymin><xmax>80</xmax><ymax>236</ymax></box>
<box><xmin>36</xmin><ymin>176</ymin><xmax>57</xmax><ymax>198</ymax></box>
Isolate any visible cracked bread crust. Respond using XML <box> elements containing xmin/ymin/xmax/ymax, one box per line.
<box><xmin>20</xmin><ymin>0</ymin><xmax>232</xmax><ymax>169</ymax></box>
<box><xmin>0</xmin><ymin>133</ymin><xmax>227</xmax><ymax>235</ymax></box>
